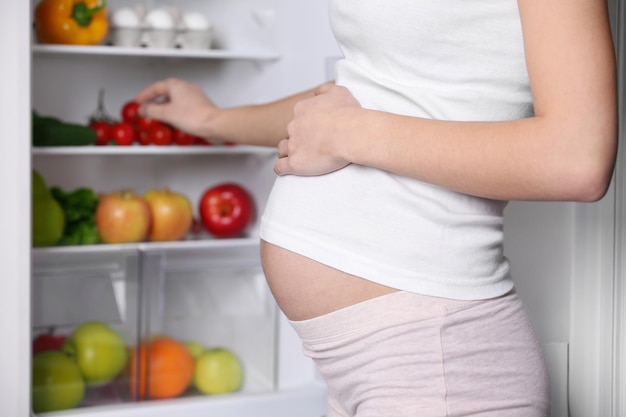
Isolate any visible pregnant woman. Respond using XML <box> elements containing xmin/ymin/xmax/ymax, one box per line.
<box><xmin>135</xmin><ymin>0</ymin><xmax>617</xmax><ymax>415</ymax></box>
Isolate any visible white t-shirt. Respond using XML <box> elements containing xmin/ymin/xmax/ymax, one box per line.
<box><xmin>260</xmin><ymin>0</ymin><xmax>532</xmax><ymax>300</ymax></box>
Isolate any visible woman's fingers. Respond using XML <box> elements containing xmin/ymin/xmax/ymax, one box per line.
<box><xmin>141</xmin><ymin>100</ymin><xmax>168</xmax><ymax>120</ymax></box>
<box><xmin>277</xmin><ymin>138</ymin><xmax>289</xmax><ymax>158</ymax></box>
<box><xmin>134</xmin><ymin>80</ymin><xmax>170</xmax><ymax>104</ymax></box>
<box><xmin>274</xmin><ymin>139</ymin><xmax>292</xmax><ymax>175</ymax></box>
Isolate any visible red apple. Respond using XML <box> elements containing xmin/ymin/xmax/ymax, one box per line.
<box><xmin>95</xmin><ymin>190</ymin><xmax>151</xmax><ymax>244</ymax></box>
<box><xmin>143</xmin><ymin>189</ymin><xmax>194</xmax><ymax>241</ymax></box>
<box><xmin>33</xmin><ymin>332</ymin><xmax>67</xmax><ymax>355</ymax></box>
<box><xmin>199</xmin><ymin>183</ymin><xmax>254</xmax><ymax>238</ymax></box>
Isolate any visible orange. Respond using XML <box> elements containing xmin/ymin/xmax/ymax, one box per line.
<box><xmin>129</xmin><ymin>336</ymin><xmax>194</xmax><ymax>400</ymax></box>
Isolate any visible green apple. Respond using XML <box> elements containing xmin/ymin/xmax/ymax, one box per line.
<box><xmin>183</xmin><ymin>340</ymin><xmax>205</xmax><ymax>389</ymax></box>
<box><xmin>184</xmin><ymin>340</ymin><xmax>205</xmax><ymax>359</ymax></box>
<box><xmin>63</xmin><ymin>322</ymin><xmax>127</xmax><ymax>386</ymax></box>
<box><xmin>194</xmin><ymin>348</ymin><xmax>243</xmax><ymax>395</ymax></box>
<box><xmin>32</xmin><ymin>351</ymin><xmax>85</xmax><ymax>413</ymax></box>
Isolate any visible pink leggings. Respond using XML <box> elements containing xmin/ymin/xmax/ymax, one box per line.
<box><xmin>289</xmin><ymin>290</ymin><xmax>550</xmax><ymax>417</ymax></box>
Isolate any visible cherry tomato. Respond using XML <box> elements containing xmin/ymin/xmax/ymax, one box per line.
<box><xmin>172</xmin><ymin>128</ymin><xmax>197</xmax><ymax>146</ymax></box>
<box><xmin>137</xmin><ymin>116</ymin><xmax>162</xmax><ymax>132</ymax></box>
<box><xmin>194</xmin><ymin>137</ymin><xmax>213</xmax><ymax>146</ymax></box>
<box><xmin>111</xmin><ymin>122</ymin><xmax>136</xmax><ymax>146</ymax></box>
<box><xmin>88</xmin><ymin>89</ymin><xmax>116</xmax><ymax>144</ymax></box>
<box><xmin>121</xmin><ymin>101</ymin><xmax>141</xmax><ymax>125</ymax></box>
<box><xmin>148</xmin><ymin>125</ymin><xmax>173</xmax><ymax>146</ymax></box>
<box><xmin>137</xmin><ymin>130</ymin><xmax>152</xmax><ymax>146</ymax></box>
<box><xmin>89</xmin><ymin>120</ymin><xmax>113</xmax><ymax>145</ymax></box>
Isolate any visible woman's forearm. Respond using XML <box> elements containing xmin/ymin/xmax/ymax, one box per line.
<box><xmin>134</xmin><ymin>78</ymin><xmax>327</xmax><ymax>148</ymax></box>
<box><xmin>209</xmin><ymin>87</ymin><xmax>321</xmax><ymax>147</ymax></box>
<box><xmin>341</xmin><ymin>110</ymin><xmax>616</xmax><ymax>202</ymax></box>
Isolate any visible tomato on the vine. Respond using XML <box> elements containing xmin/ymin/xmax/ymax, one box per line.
<box><xmin>172</xmin><ymin>128</ymin><xmax>197</xmax><ymax>146</ymax></box>
<box><xmin>194</xmin><ymin>137</ymin><xmax>213</xmax><ymax>146</ymax></box>
<box><xmin>89</xmin><ymin>89</ymin><xmax>115</xmax><ymax>145</ymax></box>
<box><xmin>121</xmin><ymin>101</ymin><xmax>141</xmax><ymax>125</ymax></box>
<box><xmin>148</xmin><ymin>125</ymin><xmax>173</xmax><ymax>146</ymax></box>
<box><xmin>137</xmin><ymin>116</ymin><xmax>162</xmax><ymax>132</ymax></box>
<box><xmin>137</xmin><ymin>130</ymin><xmax>151</xmax><ymax>146</ymax></box>
<box><xmin>111</xmin><ymin>122</ymin><xmax>136</xmax><ymax>146</ymax></box>
<box><xmin>90</xmin><ymin>120</ymin><xmax>113</xmax><ymax>145</ymax></box>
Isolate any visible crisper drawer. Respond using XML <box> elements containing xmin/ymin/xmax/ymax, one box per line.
<box><xmin>32</xmin><ymin>249</ymin><xmax>140</xmax><ymax>410</ymax></box>
<box><xmin>139</xmin><ymin>243</ymin><xmax>278</xmax><ymax>400</ymax></box>
<box><xmin>31</xmin><ymin>243</ymin><xmax>278</xmax><ymax>415</ymax></box>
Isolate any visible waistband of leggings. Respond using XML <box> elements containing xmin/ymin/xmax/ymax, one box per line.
<box><xmin>288</xmin><ymin>290</ymin><xmax>497</xmax><ymax>344</ymax></box>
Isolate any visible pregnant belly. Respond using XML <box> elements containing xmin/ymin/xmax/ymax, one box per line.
<box><xmin>260</xmin><ymin>240</ymin><xmax>397</xmax><ymax>321</ymax></box>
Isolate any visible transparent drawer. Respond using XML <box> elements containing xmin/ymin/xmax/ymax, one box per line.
<box><xmin>31</xmin><ymin>244</ymin><xmax>278</xmax><ymax>415</ymax></box>
<box><xmin>31</xmin><ymin>250</ymin><xmax>140</xmax><ymax>411</ymax></box>
<box><xmin>138</xmin><ymin>244</ymin><xmax>278</xmax><ymax>400</ymax></box>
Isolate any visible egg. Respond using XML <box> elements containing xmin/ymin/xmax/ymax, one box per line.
<box><xmin>183</xmin><ymin>12</ymin><xmax>211</xmax><ymax>31</ymax></box>
<box><xmin>111</xmin><ymin>8</ymin><xmax>140</xmax><ymax>28</ymax></box>
<box><xmin>145</xmin><ymin>9</ymin><xmax>175</xmax><ymax>30</ymax></box>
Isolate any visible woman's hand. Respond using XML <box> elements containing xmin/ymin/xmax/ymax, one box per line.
<box><xmin>134</xmin><ymin>78</ymin><xmax>218</xmax><ymax>139</ymax></box>
<box><xmin>275</xmin><ymin>83</ymin><xmax>362</xmax><ymax>176</ymax></box>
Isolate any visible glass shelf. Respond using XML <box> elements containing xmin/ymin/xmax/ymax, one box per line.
<box><xmin>32</xmin><ymin>44</ymin><xmax>280</xmax><ymax>61</ymax></box>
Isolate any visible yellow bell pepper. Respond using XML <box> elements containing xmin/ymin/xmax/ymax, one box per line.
<box><xmin>34</xmin><ymin>0</ymin><xmax>109</xmax><ymax>46</ymax></box>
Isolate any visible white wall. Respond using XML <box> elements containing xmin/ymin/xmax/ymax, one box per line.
<box><xmin>504</xmin><ymin>201</ymin><xmax>573</xmax><ymax>342</ymax></box>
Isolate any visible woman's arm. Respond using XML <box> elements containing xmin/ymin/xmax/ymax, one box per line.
<box><xmin>135</xmin><ymin>79</ymin><xmax>325</xmax><ymax>147</ymax></box>
<box><xmin>276</xmin><ymin>0</ymin><xmax>617</xmax><ymax>202</ymax></box>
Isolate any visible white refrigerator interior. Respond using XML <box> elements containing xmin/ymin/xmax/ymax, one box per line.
<box><xmin>0</xmin><ymin>0</ymin><xmax>623</xmax><ymax>416</ymax></box>
<box><xmin>30</xmin><ymin>0</ymin><xmax>339</xmax><ymax>416</ymax></box>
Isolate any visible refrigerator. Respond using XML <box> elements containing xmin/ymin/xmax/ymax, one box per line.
<box><xmin>0</xmin><ymin>0</ymin><xmax>624</xmax><ymax>416</ymax></box>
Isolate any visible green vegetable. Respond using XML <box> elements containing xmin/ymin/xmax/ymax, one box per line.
<box><xmin>50</xmin><ymin>186</ymin><xmax>100</xmax><ymax>245</ymax></box>
<box><xmin>32</xmin><ymin>111</ymin><xmax>97</xmax><ymax>147</ymax></box>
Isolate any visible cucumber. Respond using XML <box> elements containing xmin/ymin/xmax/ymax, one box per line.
<box><xmin>32</xmin><ymin>111</ymin><xmax>97</xmax><ymax>147</ymax></box>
